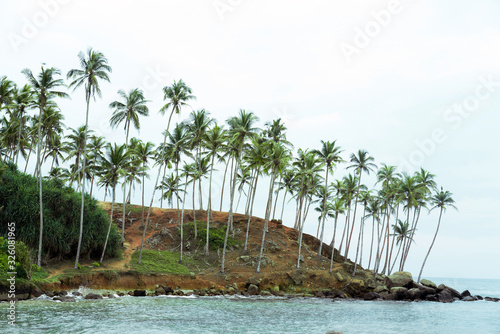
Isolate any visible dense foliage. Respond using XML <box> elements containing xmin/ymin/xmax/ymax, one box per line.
<box><xmin>0</xmin><ymin>162</ymin><xmax>121</xmax><ymax>263</ymax></box>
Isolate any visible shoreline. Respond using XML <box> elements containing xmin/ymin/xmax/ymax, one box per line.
<box><xmin>2</xmin><ymin>270</ymin><xmax>499</xmax><ymax>304</ymax></box>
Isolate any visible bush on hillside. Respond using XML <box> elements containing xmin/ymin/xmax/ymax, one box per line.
<box><xmin>0</xmin><ymin>162</ymin><xmax>121</xmax><ymax>264</ymax></box>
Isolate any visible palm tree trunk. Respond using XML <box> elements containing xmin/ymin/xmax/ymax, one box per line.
<box><xmin>317</xmin><ymin>170</ymin><xmax>329</xmax><ymax>258</ymax></box>
<box><xmin>272</xmin><ymin>174</ymin><xmax>282</xmax><ymax>219</ymax></box>
<box><xmin>121</xmin><ymin>125</ymin><xmax>130</xmax><ymax>240</ymax></box>
<box><xmin>244</xmin><ymin>170</ymin><xmax>259</xmax><ymax>250</ymax></box>
<box><xmin>402</xmin><ymin>206</ymin><xmax>421</xmax><ymax>269</ymax></box>
<box><xmin>417</xmin><ymin>208</ymin><xmax>443</xmax><ymax>283</ymax></box>
<box><xmin>280</xmin><ymin>190</ymin><xmax>288</xmax><ymax>222</ymax></box>
<box><xmin>205</xmin><ymin>154</ymin><xmax>216</xmax><ymax>255</ymax></box>
<box><xmin>141</xmin><ymin>162</ymin><xmax>146</xmax><ymax>227</ymax></box>
<box><xmin>179</xmin><ymin>175</ymin><xmax>189</xmax><ymax>264</ymax></box>
<box><xmin>329</xmin><ymin>214</ymin><xmax>340</xmax><ymax>273</ymax></box>
<box><xmin>100</xmin><ymin>186</ymin><xmax>116</xmax><ymax>263</ymax></box>
<box><xmin>219</xmin><ymin>157</ymin><xmax>230</xmax><ymax>212</ymax></box>
<box><xmin>345</xmin><ymin>173</ymin><xmax>362</xmax><ymax>258</ymax></box>
<box><xmin>24</xmin><ymin>148</ymin><xmax>32</xmax><ymax>173</ymax></box>
<box><xmin>221</xmin><ymin>153</ymin><xmax>239</xmax><ymax>273</ymax></box>
<box><xmin>296</xmin><ymin>195</ymin><xmax>305</xmax><ymax>269</ymax></box>
<box><xmin>139</xmin><ymin>117</ymin><xmax>173</xmax><ymax>264</ymax></box>
<box><xmin>256</xmin><ymin>170</ymin><xmax>276</xmax><ymax>273</ymax></box>
<box><xmin>36</xmin><ymin>104</ymin><xmax>44</xmax><ymax>268</ymax></box>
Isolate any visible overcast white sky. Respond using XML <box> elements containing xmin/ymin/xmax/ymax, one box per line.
<box><xmin>2</xmin><ymin>0</ymin><xmax>500</xmax><ymax>279</ymax></box>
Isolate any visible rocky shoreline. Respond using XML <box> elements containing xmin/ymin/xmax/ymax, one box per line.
<box><xmin>2</xmin><ymin>271</ymin><xmax>499</xmax><ymax>304</ymax></box>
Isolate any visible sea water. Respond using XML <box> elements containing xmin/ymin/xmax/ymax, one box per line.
<box><xmin>1</xmin><ymin>278</ymin><xmax>499</xmax><ymax>334</ymax></box>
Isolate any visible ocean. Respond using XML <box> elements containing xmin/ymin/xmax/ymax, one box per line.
<box><xmin>1</xmin><ymin>277</ymin><xmax>499</xmax><ymax>334</ymax></box>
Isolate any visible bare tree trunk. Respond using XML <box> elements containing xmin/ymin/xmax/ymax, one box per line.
<box><xmin>256</xmin><ymin>171</ymin><xmax>276</xmax><ymax>273</ymax></box>
<box><xmin>417</xmin><ymin>208</ymin><xmax>443</xmax><ymax>283</ymax></box>
<box><xmin>100</xmin><ymin>187</ymin><xmax>115</xmax><ymax>263</ymax></box>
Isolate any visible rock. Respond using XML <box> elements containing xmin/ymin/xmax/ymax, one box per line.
<box><xmin>420</xmin><ymin>279</ymin><xmax>437</xmax><ymax>289</ymax></box>
<box><xmin>413</xmin><ymin>283</ymin><xmax>435</xmax><ymax>297</ymax></box>
<box><xmin>475</xmin><ymin>295</ymin><xmax>483</xmax><ymax>300</ymax></box>
<box><xmin>461</xmin><ymin>290</ymin><xmax>471</xmax><ymax>298</ymax></box>
<box><xmin>445</xmin><ymin>286</ymin><xmax>461</xmax><ymax>299</ymax></box>
<box><xmin>287</xmin><ymin>270</ymin><xmax>305</xmax><ymax>286</ymax></box>
<box><xmin>247</xmin><ymin>284</ymin><xmax>259</xmax><ymax>295</ymax></box>
<box><xmin>127</xmin><ymin>291</ymin><xmax>134</xmax><ymax>296</ymax></box>
<box><xmin>84</xmin><ymin>293</ymin><xmax>103</xmax><ymax>300</ymax></box>
<box><xmin>386</xmin><ymin>272</ymin><xmax>413</xmax><ymax>289</ymax></box>
<box><xmin>72</xmin><ymin>291</ymin><xmax>82</xmax><ymax>297</ymax></box>
<box><xmin>365</xmin><ymin>278</ymin><xmax>377</xmax><ymax>289</ymax></box>
<box><xmin>363</xmin><ymin>292</ymin><xmax>380</xmax><ymax>300</ymax></box>
<box><xmin>246</xmin><ymin>277</ymin><xmax>261</xmax><ymax>287</ymax></box>
<box><xmin>382</xmin><ymin>293</ymin><xmax>396</xmax><ymax>301</ymax></box>
<box><xmin>30</xmin><ymin>288</ymin><xmax>43</xmax><ymax>298</ymax></box>
<box><xmin>155</xmin><ymin>287</ymin><xmax>166</xmax><ymax>295</ymax></box>
<box><xmin>426</xmin><ymin>294</ymin><xmax>438</xmax><ymax>302</ymax></box>
<box><xmin>161</xmin><ymin>285</ymin><xmax>174</xmax><ymax>294</ymax></box>
<box><xmin>260</xmin><ymin>290</ymin><xmax>272</xmax><ymax>296</ymax></box>
<box><xmin>315</xmin><ymin>291</ymin><xmax>325</xmax><ymax>298</ymax></box>
<box><xmin>462</xmin><ymin>296</ymin><xmax>476</xmax><ymax>302</ymax></box>
<box><xmin>374</xmin><ymin>285</ymin><xmax>389</xmax><ymax>294</ymax></box>
<box><xmin>408</xmin><ymin>288</ymin><xmax>422</xmax><ymax>300</ymax></box>
<box><xmin>436</xmin><ymin>284</ymin><xmax>446</xmax><ymax>293</ymax></box>
<box><xmin>133</xmin><ymin>289</ymin><xmax>146</xmax><ymax>297</ymax></box>
<box><xmin>117</xmin><ymin>292</ymin><xmax>125</xmax><ymax>297</ymax></box>
<box><xmin>59</xmin><ymin>290</ymin><xmax>68</xmax><ymax>296</ymax></box>
<box><xmin>343</xmin><ymin>262</ymin><xmax>354</xmax><ymax>272</ymax></box>
<box><xmin>45</xmin><ymin>291</ymin><xmax>55</xmax><ymax>297</ymax></box>
<box><xmin>107</xmin><ymin>294</ymin><xmax>115</xmax><ymax>298</ymax></box>
<box><xmin>437</xmin><ymin>290</ymin><xmax>453</xmax><ymax>303</ymax></box>
<box><xmin>334</xmin><ymin>272</ymin><xmax>346</xmax><ymax>283</ymax></box>
<box><xmin>237</xmin><ymin>255</ymin><xmax>251</xmax><ymax>264</ymax></box>
<box><xmin>485</xmin><ymin>297</ymin><xmax>500</xmax><ymax>302</ymax></box>
<box><xmin>391</xmin><ymin>287</ymin><xmax>410</xmax><ymax>300</ymax></box>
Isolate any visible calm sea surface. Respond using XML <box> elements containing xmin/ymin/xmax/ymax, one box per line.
<box><xmin>1</xmin><ymin>278</ymin><xmax>499</xmax><ymax>334</ymax></box>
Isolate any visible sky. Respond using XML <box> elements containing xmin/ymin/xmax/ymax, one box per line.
<box><xmin>1</xmin><ymin>0</ymin><xmax>500</xmax><ymax>279</ymax></box>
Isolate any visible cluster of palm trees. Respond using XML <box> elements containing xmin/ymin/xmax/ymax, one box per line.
<box><xmin>0</xmin><ymin>48</ymin><xmax>456</xmax><ymax>281</ymax></box>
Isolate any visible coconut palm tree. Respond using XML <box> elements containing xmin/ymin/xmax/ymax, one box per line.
<box><xmin>329</xmin><ymin>198</ymin><xmax>347</xmax><ymax>272</ymax></box>
<box><xmin>203</xmin><ymin>124</ymin><xmax>226</xmax><ymax>254</ymax></box>
<box><xmin>140</xmin><ymin>79</ymin><xmax>195</xmax><ymax>264</ymax></box>
<box><xmin>10</xmin><ymin>84</ymin><xmax>34</xmax><ymax>165</ymax></box>
<box><xmin>389</xmin><ymin>219</ymin><xmax>414</xmax><ymax>273</ymax></box>
<box><xmin>256</xmin><ymin>141</ymin><xmax>291</xmax><ymax>273</ymax></box>
<box><xmin>221</xmin><ymin>109</ymin><xmax>259</xmax><ymax>273</ymax></box>
<box><xmin>100</xmin><ymin>143</ymin><xmax>128</xmax><ymax>263</ymax></box>
<box><xmin>67</xmin><ymin>48</ymin><xmax>111</xmax><ymax>268</ymax></box>
<box><xmin>0</xmin><ymin>76</ymin><xmax>14</xmax><ymax>110</ymax></box>
<box><xmin>22</xmin><ymin>66</ymin><xmax>68</xmax><ymax>267</ymax></box>
<box><xmin>417</xmin><ymin>188</ymin><xmax>456</xmax><ymax>283</ymax></box>
<box><xmin>109</xmin><ymin>88</ymin><xmax>149</xmax><ymax>239</ymax></box>
<box><xmin>345</xmin><ymin>150</ymin><xmax>376</xmax><ymax>260</ymax></box>
<box><xmin>312</xmin><ymin>140</ymin><xmax>343</xmax><ymax>258</ymax></box>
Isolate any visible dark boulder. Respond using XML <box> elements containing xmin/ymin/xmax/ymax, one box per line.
<box><xmin>133</xmin><ymin>289</ymin><xmax>147</xmax><ymax>297</ymax></box>
<box><xmin>475</xmin><ymin>295</ymin><xmax>483</xmax><ymax>300</ymax></box>
<box><xmin>426</xmin><ymin>294</ymin><xmax>438</xmax><ymax>302</ymax></box>
<box><xmin>30</xmin><ymin>288</ymin><xmax>43</xmax><ymax>298</ymax></box>
<box><xmin>72</xmin><ymin>291</ymin><xmax>82</xmax><ymax>296</ymax></box>
<box><xmin>408</xmin><ymin>288</ymin><xmax>422</xmax><ymax>300</ymax></box>
<box><xmin>461</xmin><ymin>290</ymin><xmax>471</xmax><ymax>298</ymax></box>
<box><xmin>462</xmin><ymin>296</ymin><xmax>476</xmax><ymax>302</ymax></box>
<box><xmin>363</xmin><ymin>292</ymin><xmax>380</xmax><ymax>301</ymax></box>
<box><xmin>247</xmin><ymin>284</ymin><xmax>259</xmax><ymax>295</ymax></box>
<box><xmin>155</xmin><ymin>287</ymin><xmax>166</xmax><ymax>295</ymax></box>
<box><xmin>386</xmin><ymin>272</ymin><xmax>413</xmax><ymax>289</ymax></box>
<box><xmin>84</xmin><ymin>293</ymin><xmax>103</xmax><ymax>300</ymax></box>
<box><xmin>382</xmin><ymin>293</ymin><xmax>396</xmax><ymax>301</ymax></box>
<box><xmin>437</xmin><ymin>290</ymin><xmax>453</xmax><ymax>303</ymax></box>
<box><xmin>161</xmin><ymin>285</ymin><xmax>174</xmax><ymax>295</ymax></box>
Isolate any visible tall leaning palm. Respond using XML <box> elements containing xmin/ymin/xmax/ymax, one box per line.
<box><xmin>312</xmin><ymin>140</ymin><xmax>343</xmax><ymax>258</ymax></box>
<box><xmin>417</xmin><ymin>188</ymin><xmax>456</xmax><ymax>283</ymax></box>
<box><xmin>22</xmin><ymin>66</ymin><xmax>68</xmax><ymax>267</ymax></box>
<box><xmin>67</xmin><ymin>48</ymin><xmax>111</xmax><ymax>269</ymax></box>
<box><xmin>345</xmin><ymin>150</ymin><xmax>376</xmax><ymax>259</ymax></box>
<box><xmin>109</xmin><ymin>88</ymin><xmax>149</xmax><ymax>239</ymax></box>
<box><xmin>140</xmin><ymin>79</ymin><xmax>195</xmax><ymax>264</ymax></box>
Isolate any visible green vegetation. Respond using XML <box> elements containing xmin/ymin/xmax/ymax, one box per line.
<box><xmin>0</xmin><ymin>236</ymin><xmax>32</xmax><ymax>279</ymax></box>
<box><xmin>0</xmin><ymin>162</ymin><xmax>121</xmax><ymax>263</ymax></box>
<box><xmin>183</xmin><ymin>221</ymin><xmax>240</xmax><ymax>251</ymax></box>
<box><xmin>130</xmin><ymin>249</ymin><xmax>199</xmax><ymax>275</ymax></box>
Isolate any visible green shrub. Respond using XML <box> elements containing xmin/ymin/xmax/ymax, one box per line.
<box><xmin>0</xmin><ymin>237</ymin><xmax>33</xmax><ymax>279</ymax></box>
<box><xmin>0</xmin><ymin>162</ymin><xmax>121</xmax><ymax>263</ymax></box>
<box><xmin>182</xmin><ymin>221</ymin><xmax>240</xmax><ymax>250</ymax></box>
<box><xmin>92</xmin><ymin>262</ymin><xmax>100</xmax><ymax>267</ymax></box>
